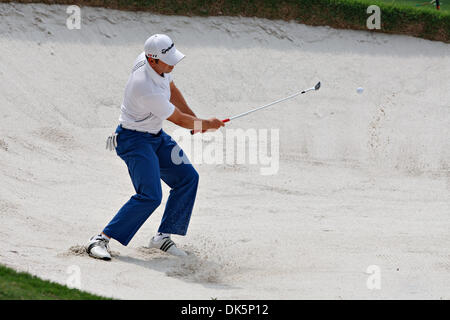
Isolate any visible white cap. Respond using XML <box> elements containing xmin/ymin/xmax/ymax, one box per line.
<box><xmin>144</xmin><ymin>34</ymin><xmax>185</xmax><ymax>66</ymax></box>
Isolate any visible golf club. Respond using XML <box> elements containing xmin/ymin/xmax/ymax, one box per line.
<box><xmin>191</xmin><ymin>81</ymin><xmax>321</xmax><ymax>134</ymax></box>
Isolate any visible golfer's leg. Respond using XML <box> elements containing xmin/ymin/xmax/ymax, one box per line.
<box><xmin>103</xmin><ymin>144</ymin><xmax>162</xmax><ymax>246</ymax></box>
<box><xmin>157</xmin><ymin>132</ymin><xmax>199</xmax><ymax>236</ymax></box>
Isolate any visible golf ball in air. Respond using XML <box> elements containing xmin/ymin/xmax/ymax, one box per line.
<box><xmin>357</xmin><ymin>87</ymin><xmax>364</xmax><ymax>94</ymax></box>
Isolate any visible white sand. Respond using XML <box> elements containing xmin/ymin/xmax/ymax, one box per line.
<box><xmin>0</xmin><ymin>3</ymin><xmax>449</xmax><ymax>299</ymax></box>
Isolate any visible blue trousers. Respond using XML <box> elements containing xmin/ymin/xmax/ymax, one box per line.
<box><xmin>103</xmin><ymin>125</ymin><xmax>199</xmax><ymax>246</ymax></box>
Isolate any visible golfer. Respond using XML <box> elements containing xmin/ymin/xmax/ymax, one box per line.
<box><xmin>86</xmin><ymin>34</ymin><xmax>224</xmax><ymax>260</ymax></box>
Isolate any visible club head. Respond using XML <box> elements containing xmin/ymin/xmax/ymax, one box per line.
<box><xmin>314</xmin><ymin>81</ymin><xmax>321</xmax><ymax>91</ymax></box>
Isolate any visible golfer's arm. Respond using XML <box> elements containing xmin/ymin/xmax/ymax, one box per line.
<box><xmin>169</xmin><ymin>81</ymin><xmax>196</xmax><ymax>117</ymax></box>
<box><xmin>167</xmin><ymin>107</ymin><xmax>209</xmax><ymax>130</ymax></box>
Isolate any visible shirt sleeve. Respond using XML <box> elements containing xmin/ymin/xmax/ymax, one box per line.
<box><xmin>138</xmin><ymin>93</ymin><xmax>175</xmax><ymax>120</ymax></box>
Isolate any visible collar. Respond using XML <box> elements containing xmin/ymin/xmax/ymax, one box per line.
<box><xmin>145</xmin><ymin>60</ymin><xmax>166</xmax><ymax>84</ymax></box>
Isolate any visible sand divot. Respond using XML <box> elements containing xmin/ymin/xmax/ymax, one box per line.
<box><xmin>135</xmin><ymin>246</ymin><xmax>172</xmax><ymax>259</ymax></box>
<box><xmin>59</xmin><ymin>245</ymin><xmax>120</xmax><ymax>258</ymax></box>
<box><xmin>134</xmin><ymin>245</ymin><xmax>234</xmax><ymax>284</ymax></box>
<box><xmin>166</xmin><ymin>253</ymin><xmax>224</xmax><ymax>284</ymax></box>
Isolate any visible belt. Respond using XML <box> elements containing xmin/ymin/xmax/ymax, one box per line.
<box><xmin>119</xmin><ymin>124</ymin><xmax>162</xmax><ymax>137</ymax></box>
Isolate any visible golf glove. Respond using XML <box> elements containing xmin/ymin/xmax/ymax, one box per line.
<box><xmin>106</xmin><ymin>133</ymin><xmax>118</xmax><ymax>151</ymax></box>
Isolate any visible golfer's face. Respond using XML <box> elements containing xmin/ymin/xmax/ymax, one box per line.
<box><xmin>159</xmin><ymin>60</ymin><xmax>174</xmax><ymax>73</ymax></box>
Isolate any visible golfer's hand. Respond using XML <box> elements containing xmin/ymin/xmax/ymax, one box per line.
<box><xmin>206</xmin><ymin>118</ymin><xmax>225</xmax><ymax>131</ymax></box>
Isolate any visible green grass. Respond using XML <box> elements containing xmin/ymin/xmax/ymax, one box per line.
<box><xmin>0</xmin><ymin>265</ymin><xmax>111</xmax><ymax>300</ymax></box>
<box><xmin>377</xmin><ymin>0</ymin><xmax>450</xmax><ymax>12</ymax></box>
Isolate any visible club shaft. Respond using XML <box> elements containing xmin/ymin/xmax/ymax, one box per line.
<box><xmin>228</xmin><ymin>86</ymin><xmax>315</xmax><ymax>122</ymax></box>
<box><xmin>190</xmin><ymin>82</ymin><xmax>319</xmax><ymax>134</ymax></box>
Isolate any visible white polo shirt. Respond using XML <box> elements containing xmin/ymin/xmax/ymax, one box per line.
<box><xmin>119</xmin><ymin>52</ymin><xmax>175</xmax><ymax>134</ymax></box>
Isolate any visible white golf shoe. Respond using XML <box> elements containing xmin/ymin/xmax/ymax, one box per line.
<box><xmin>86</xmin><ymin>235</ymin><xmax>112</xmax><ymax>261</ymax></box>
<box><xmin>149</xmin><ymin>235</ymin><xmax>187</xmax><ymax>257</ymax></box>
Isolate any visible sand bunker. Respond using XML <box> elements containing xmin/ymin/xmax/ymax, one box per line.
<box><xmin>0</xmin><ymin>3</ymin><xmax>449</xmax><ymax>299</ymax></box>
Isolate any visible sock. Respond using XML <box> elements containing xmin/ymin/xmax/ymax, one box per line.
<box><xmin>154</xmin><ymin>232</ymin><xmax>170</xmax><ymax>242</ymax></box>
<box><xmin>98</xmin><ymin>232</ymin><xmax>110</xmax><ymax>241</ymax></box>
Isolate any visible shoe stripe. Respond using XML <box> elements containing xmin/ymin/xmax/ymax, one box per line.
<box><xmin>160</xmin><ymin>241</ymin><xmax>168</xmax><ymax>251</ymax></box>
<box><xmin>160</xmin><ymin>240</ymin><xmax>172</xmax><ymax>251</ymax></box>
<box><xmin>163</xmin><ymin>242</ymin><xmax>175</xmax><ymax>252</ymax></box>
<box><xmin>160</xmin><ymin>239</ymin><xmax>175</xmax><ymax>252</ymax></box>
